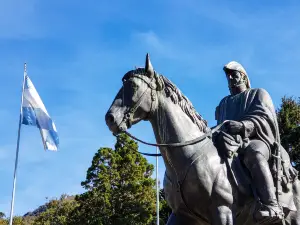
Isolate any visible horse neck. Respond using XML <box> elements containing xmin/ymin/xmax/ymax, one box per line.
<box><xmin>149</xmin><ymin>93</ymin><xmax>205</xmax><ymax>180</ymax></box>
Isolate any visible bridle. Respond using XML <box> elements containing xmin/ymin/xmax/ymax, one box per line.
<box><xmin>118</xmin><ymin>73</ymin><xmax>159</xmax><ymax>131</ymax></box>
<box><xmin>116</xmin><ymin>72</ymin><xmax>228</xmax><ymax>156</ymax></box>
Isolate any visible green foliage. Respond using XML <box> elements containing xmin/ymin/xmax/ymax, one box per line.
<box><xmin>32</xmin><ymin>195</ymin><xmax>78</xmax><ymax>225</ymax></box>
<box><xmin>0</xmin><ymin>212</ymin><xmax>7</xmax><ymax>225</ymax></box>
<box><xmin>0</xmin><ymin>218</ymin><xmax>6</xmax><ymax>225</ymax></box>
<box><xmin>70</xmin><ymin>133</ymin><xmax>157</xmax><ymax>225</ymax></box>
<box><xmin>23</xmin><ymin>216</ymin><xmax>36</xmax><ymax>225</ymax></box>
<box><xmin>11</xmin><ymin>216</ymin><xmax>23</xmax><ymax>225</ymax></box>
<box><xmin>277</xmin><ymin>96</ymin><xmax>300</xmax><ymax>172</ymax></box>
<box><xmin>158</xmin><ymin>189</ymin><xmax>172</xmax><ymax>225</ymax></box>
<box><xmin>0</xmin><ymin>216</ymin><xmax>24</xmax><ymax>225</ymax></box>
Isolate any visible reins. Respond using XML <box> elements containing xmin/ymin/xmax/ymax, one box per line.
<box><xmin>121</xmin><ymin>121</ymin><xmax>228</xmax><ymax>157</ymax></box>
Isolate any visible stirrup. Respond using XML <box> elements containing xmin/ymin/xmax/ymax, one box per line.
<box><xmin>253</xmin><ymin>203</ymin><xmax>284</xmax><ymax>224</ymax></box>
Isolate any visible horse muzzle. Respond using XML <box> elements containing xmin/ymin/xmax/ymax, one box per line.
<box><xmin>105</xmin><ymin>112</ymin><xmax>128</xmax><ymax>135</ymax></box>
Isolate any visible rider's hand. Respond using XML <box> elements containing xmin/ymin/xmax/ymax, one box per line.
<box><xmin>224</xmin><ymin>120</ymin><xmax>244</xmax><ymax>135</ymax></box>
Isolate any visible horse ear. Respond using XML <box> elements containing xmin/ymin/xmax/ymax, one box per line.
<box><xmin>145</xmin><ymin>53</ymin><xmax>154</xmax><ymax>78</ymax></box>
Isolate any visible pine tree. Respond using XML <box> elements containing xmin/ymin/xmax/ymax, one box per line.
<box><xmin>70</xmin><ymin>133</ymin><xmax>156</xmax><ymax>225</ymax></box>
<box><xmin>277</xmin><ymin>96</ymin><xmax>300</xmax><ymax>172</ymax></box>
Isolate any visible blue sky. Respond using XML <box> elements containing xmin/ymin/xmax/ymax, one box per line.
<box><xmin>0</xmin><ymin>0</ymin><xmax>300</xmax><ymax>216</ymax></box>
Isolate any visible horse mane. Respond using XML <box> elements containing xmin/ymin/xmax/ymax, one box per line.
<box><xmin>123</xmin><ymin>68</ymin><xmax>209</xmax><ymax>133</ymax></box>
<box><xmin>160</xmin><ymin>75</ymin><xmax>209</xmax><ymax>133</ymax></box>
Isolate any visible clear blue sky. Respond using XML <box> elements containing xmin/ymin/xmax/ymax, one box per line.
<box><xmin>0</xmin><ymin>0</ymin><xmax>299</xmax><ymax>216</ymax></box>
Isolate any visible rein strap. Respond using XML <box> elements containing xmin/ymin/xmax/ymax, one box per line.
<box><xmin>122</xmin><ymin>121</ymin><xmax>229</xmax><ymax>157</ymax></box>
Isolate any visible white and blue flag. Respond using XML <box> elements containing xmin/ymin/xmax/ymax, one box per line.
<box><xmin>21</xmin><ymin>75</ymin><xmax>59</xmax><ymax>151</ymax></box>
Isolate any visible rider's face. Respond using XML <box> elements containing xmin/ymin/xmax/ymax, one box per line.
<box><xmin>226</xmin><ymin>70</ymin><xmax>243</xmax><ymax>87</ymax></box>
<box><xmin>225</xmin><ymin>70</ymin><xmax>247</xmax><ymax>95</ymax></box>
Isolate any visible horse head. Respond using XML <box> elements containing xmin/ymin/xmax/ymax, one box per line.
<box><xmin>105</xmin><ymin>53</ymin><xmax>164</xmax><ymax>135</ymax></box>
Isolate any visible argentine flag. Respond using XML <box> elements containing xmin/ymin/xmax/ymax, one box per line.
<box><xmin>21</xmin><ymin>75</ymin><xmax>59</xmax><ymax>151</ymax></box>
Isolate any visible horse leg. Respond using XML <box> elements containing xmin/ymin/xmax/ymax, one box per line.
<box><xmin>166</xmin><ymin>212</ymin><xmax>202</xmax><ymax>225</ymax></box>
<box><xmin>210</xmin><ymin>167</ymin><xmax>235</xmax><ymax>225</ymax></box>
<box><xmin>279</xmin><ymin>178</ymin><xmax>300</xmax><ymax>225</ymax></box>
<box><xmin>290</xmin><ymin>179</ymin><xmax>300</xmax><ymax>225</ymax></box>
<box><xmin>209</xmin><ymin>205</ymin><xmax>234</xmax><ymax>225</ymax></box>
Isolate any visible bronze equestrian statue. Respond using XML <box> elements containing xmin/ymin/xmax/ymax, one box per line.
<box><xmin>105</xmin><ymin>54</ymin><xmax>300</xmax><ymax>224</ymax></box>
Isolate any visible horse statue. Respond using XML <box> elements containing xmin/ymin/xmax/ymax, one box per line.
<box><xmin>105</xmin><ymin>54</ymin><xmax>300</xmax><ymax>225</ymax></box>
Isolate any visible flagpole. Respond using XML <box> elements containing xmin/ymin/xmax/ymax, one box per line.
<box><xmin>156</xmin><ymin>146</ymin><xmax>159</xmax><ymax>225</ymax></box>
<box><xmin>9</xmin><ymin>63</ymin><xmax>27</xmax><ymax>225</ymax></box>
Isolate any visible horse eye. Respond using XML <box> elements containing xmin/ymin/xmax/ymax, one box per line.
<box><xmin>132</xmin><ymin>82</ymin><xmax>138</xmax><ymax>94</ymax></box>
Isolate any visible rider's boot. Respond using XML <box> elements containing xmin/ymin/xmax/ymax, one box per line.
<box><xmin>245</xmin><ymin>152</ymin><xmax>284</xmax><ymax>224</ymax></box>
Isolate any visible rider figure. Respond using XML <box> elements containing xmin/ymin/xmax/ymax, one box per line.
<box><xmin>215</xmin><ymin>61</ymin><xmax>285</xmax><ymax>223</ymax></box>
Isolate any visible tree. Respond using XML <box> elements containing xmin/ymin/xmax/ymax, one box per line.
<box><xmin>0</xmin><ymin>216</ymin><xmax>24</xmax><ymax>225</ymax></box>
<box><xmin>0</xmin><ymin>215</ymin><xmax>6</xmax><ymax>225</ymax></box>
<box><xmin>158</xmin><ymin>189</ymin><xmax>172</xmax><ymax>225</ymax></box>
<box><xmin>277</xmin><ymin>96</ymin><xmax>300</xmax><ymax>173</ymax></box>
<box><xmin>32</xmin><ymin>194</ymin><xmax>78</xmax><ymax>225</ymax></box>
<box><xmin>70</xmin><ymin>133</ymin><xmax>156</xmax><ymax>225</ymax></box>
<box><xmin>0</xmin><ymin>213</ymin><xmax>7</xmax><ymax>225</ymax></box>
<box><xmin>11</xmin><ymin>216</ymin><xmax>23</xmax><ymax>225</ymax></box>
<box><xmin>23</xmin><ymin>216</ymin><xmax>36</xmax><ymax>225</ymax></box>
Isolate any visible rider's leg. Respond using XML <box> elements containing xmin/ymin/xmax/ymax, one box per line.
<box><xmin>243</xmin><ymin>139</ymin><xmax>283</xmax><ymax>221</ymax></box>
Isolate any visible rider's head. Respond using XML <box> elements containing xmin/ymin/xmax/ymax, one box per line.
<box><xmin>223</xmin><ymin>61</ymin><xmax>251</xmax><ymax>95</ymax></box>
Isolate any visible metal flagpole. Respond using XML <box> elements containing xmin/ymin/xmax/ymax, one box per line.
<box><xmin>156</xmin><ymin>146</ymin><xmax>159</xmax><ymax>225</ymax></box>
<box><xmin>9</xmin><ymin>63</ymin><xmax>27</xmax><ymax>225</ymax></box>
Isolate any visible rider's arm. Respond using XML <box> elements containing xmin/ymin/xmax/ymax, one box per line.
<box><xmin>241</xmin><ymin>120</ymin><xmax>255</xmax><ymax>138</ymax></box>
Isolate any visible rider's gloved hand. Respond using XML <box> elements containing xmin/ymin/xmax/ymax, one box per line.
<box><xmin>223</xmin><ymin>120</ymin><xmax>244</xmax><ymax>135</ymax></box>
